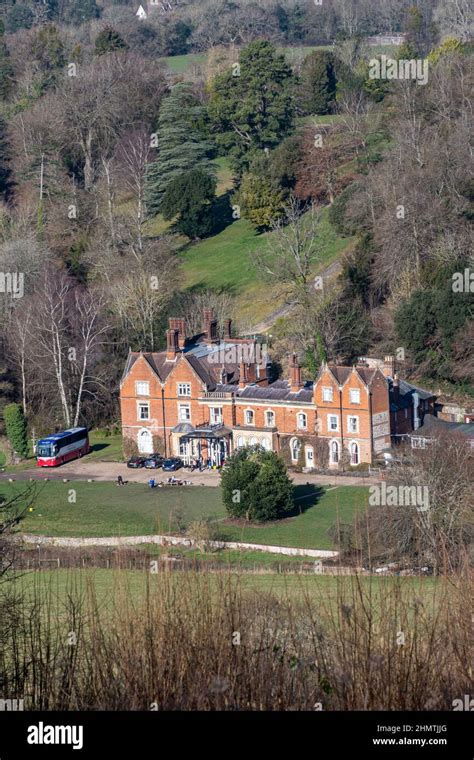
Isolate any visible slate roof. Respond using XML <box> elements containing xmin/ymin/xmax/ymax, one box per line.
<box><xmin>388</xmin><ymin>378</ymin><xmax>436</xmax><ymax>411</ymax></box>
<box><xmin>234</xmin><ymin>380</ymin><xmax>314</xmax><ymax>403</ymax></box>
<box><xmin>414</xmin><ymin>414</ymin><xmax>474</xmax><ymax>438</ymax></box>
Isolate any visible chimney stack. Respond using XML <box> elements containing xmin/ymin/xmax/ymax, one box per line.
<box><xmin>290</xmin><ymin>353</ymin><xmax>302</xmax><ymax>392</ymax></box>
<box><xmin>169</xmin><ymin>317</ymin><xmax>187</xmax><ymax>349</ymax></box>
<box><xmin>393</xmin><ymin>372</ymin><xmax>400</xmax><ymax>401</ymax></box>
<box><xmin>239</xmin><ymin>361</ymin><xmax>248</xmax><ymax>389</ymax></box>
<box><xmin>246</xmin><ymin>362</ymin><xmax>257</xmax><ymax>383</ymax></box>
<box><xmin>203</xmin><ymin>308</ymin><xmax>218</xmax><ymax>342</ymax></box>
<box><xmin>383</xmin><ymin>355</ymin><xmax>395</xmax><ymax>378</ymax></box>
<box><xmin>166</xmin><ymin>328</ymin><xmax>179</xmax><ymax>360</ymax></box>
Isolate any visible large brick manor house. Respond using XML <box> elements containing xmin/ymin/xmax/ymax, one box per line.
<box><xmin>120</xmin><ymin>310</ymin><xmax>435</xmax><ymax>469</ymax></box>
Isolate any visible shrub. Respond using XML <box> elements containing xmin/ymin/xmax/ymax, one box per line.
<box><xmin>221</xmin><ymin>447</ymin><xmax>294</xmax><ymax>522</ymax></box>
<box><xmin>123</xmin><ymin>437</ymin><xmax>139</xmax><ymax>459</ymax></box>
<box><xmin>3</xmin><ymin>403</ymin><xmax>28</xmax><ymax>459</ymax></box>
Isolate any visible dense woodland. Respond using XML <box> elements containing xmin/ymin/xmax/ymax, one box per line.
<box><xmin>0</xmin><ymin>0</ymin><xmax>472</xmax><ymax>438</ymax></box>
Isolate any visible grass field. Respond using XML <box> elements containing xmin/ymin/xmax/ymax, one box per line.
<box><xmin>180</xmin><ymin>207</ymin><xmax>354</xmax><ymax>326</ymax></box>
<box><xmin>2</xmin><ymin>480</ymin><xmax>367</xmax><ymax>549</ymax></box>
<box><xmin>1</xmin><ymin>430</ymin><xmax>124</xmax><ymax>472</ymax></box>
<box><xmin>159</xmin><ymin>45</ymin><xmax>397</xmax><ymax>75</ymax></box>
<box><xmin>13</xmin><ymin>566</ymin><xmax>438</xmax><ymax>604</ymax></box>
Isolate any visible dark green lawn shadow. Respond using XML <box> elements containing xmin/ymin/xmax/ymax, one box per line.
<box><xmin>289</xmin><ymin>484</ymin><xmax>325</xmax><ymax>518</ymax></box>
<box><xmin>90</xmin><ymin>443</ymin><xmax>111</xmax><ymax>453</ymax></box>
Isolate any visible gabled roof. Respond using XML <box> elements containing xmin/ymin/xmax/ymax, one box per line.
<box><xmin>316</xmin><ymin>363</ymin><xmax>377</xmax><ymax>388</ymax></box>
<box><xmin>121</xmin><ymin>351</ymin><xmax>178</xmax><ymax>385</ymax></box>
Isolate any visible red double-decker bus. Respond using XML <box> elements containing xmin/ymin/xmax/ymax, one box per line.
<box><xmin>36</xmin><ymin>427</ymin><xmax>90</xmax><ymax>467</ymax></box>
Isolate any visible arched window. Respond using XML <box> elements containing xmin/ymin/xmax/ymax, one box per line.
<box><xmin>237</xmin><ymin>436</ymin><xmax>245</xmax><ymax>448</ymax></box>
<box><xmin>245</xmin><ymin>409</ymin><xmax>254</xmax><ymax>425</ymax></box>
<box><xmin>265</xmin><ymin>410</ymin><xmax>275</xmax><ymax>427</ymax></box>
<box><xmin>290</xmin><ymin>437</ymin><xmax>301</xmax><ymax>463</ymax></box>
<box><xmin>330</xmin><ymin>440</ymin><xmax>339</xmax><ymax>464</ymax></box>
<box><xmin>350</xmin><ymin>442</ymin><xmax>359</xmax><ymax>465</ymax></box>
<box><xmin>297</xmin><ymin>412</ymin><xmax>307</xmax><ymax>430</ymax></box>
<box><xmin>249</xmin><ymin>437</ymin><xmax>258</xmax><ymax>447</ymax></box>
<box><xmin>261</xmin><ymin>438</ymin><xmax>271</xmax><ymax>450</ymax></box>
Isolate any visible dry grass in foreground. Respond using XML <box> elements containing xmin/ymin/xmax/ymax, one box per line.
<box><xmin>0</xmin><ymin>564</ymin><xmax>472</xmax><ymax>711</ymax></box>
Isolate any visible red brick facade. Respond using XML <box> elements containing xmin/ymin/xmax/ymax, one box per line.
<box><xmin>120</xmin><ymin>314</ymin><xmax>430</xmax><ymax>469</ymax></box>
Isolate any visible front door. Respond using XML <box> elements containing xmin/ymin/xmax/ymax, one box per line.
<box><xmin>138</xmin><ymin>429</ymin><xmax>153</xmax><ymax>454</ymax></box>
<box><xmin>305</xmin><ymin>446</ymin><xmax>314</xmax><ymax>469</ymax></box>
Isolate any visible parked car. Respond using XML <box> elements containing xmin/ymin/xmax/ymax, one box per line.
<box><xmin>144</xmin><ymin>454</ymin><xmax>164</xmax><ymax>469</ymax></box>
<box><xmin>127</xmin><ymin>456</ymin><xmax>145</xmax><ymax>468</ymax></box>
<box><xmin>162</xmin><ymin>457</ymin><xmax>183</xmax><ymax>472</ymax></box>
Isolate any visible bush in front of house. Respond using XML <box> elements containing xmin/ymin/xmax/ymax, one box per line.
<box><xmin>221</xmin><ymin>446</ymin><xmax>294</xmax><ymax>522</ymax></box>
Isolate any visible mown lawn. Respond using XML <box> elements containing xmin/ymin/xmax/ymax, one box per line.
<box><xmin>1</xmin><ymin>431</ymin><xmax>124</xmax><ymax>472</ymax></box>
<box><xmin>2</xmin><ymin>480</ymin><xmax>367</xmax><ymax>549</ymax></box>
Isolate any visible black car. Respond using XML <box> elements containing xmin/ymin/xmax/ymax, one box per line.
<box><xmin>162</xmin><ymin>457</ymin><xmax>183</xmax><ymax>472</ymax></box>
<box><xmin>127</xmin><ymin>456</ymin><xmax>145</xmax><ymax>468</ymax></box>
<box><xmin>144</xmin><ymin>454</ymin><xmax>164</xmax><ymax>469</ymax></box>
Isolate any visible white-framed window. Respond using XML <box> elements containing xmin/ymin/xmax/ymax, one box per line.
<box><xmin>135</xmin><ymin>381</ymin><xmax>150</xmax><ymax>396</ymax></box>
<box><xmin>322</xmin><ymin>386</ymin><xmax>333</xmax><ymax>402</ymax></box>
<box><xmin>245</xmin><ymin>409</ymin><xmax>254</xmax><ymax>425</ymax></box>
<box><xmin>178</xmin><ymin>404</ymin><xmax>191</xmax><ymax>422</ymax></box>
<box><xmin>347</xmin><ymin>416</ymin><xmax>359</xmax><ymax>433</ymax></box>
<box><xmin>237</xmin><ymin>436</ymin><xmax>245</xmax><ymax>448</ymax></box>
<box><xmin>349</xmin><ymin>388</ymin><xmax>360</xmax><ymax>404</ymax></box>
<box><xmin>250</xmin><ymin>437</ymin><xmax>258</xmax><ymax>446</ymax></box>
<box><xmin>265</xmin><ymin>410</ymin><xmax>275</xmax><ymax>427</ymax></box>
<box><xmin>411</xmin><ymin>437</ymin><xmax>427</xmax><ymax>449</ymax></box>
<box><xmin>138</xmin><ymin>402</ymin><xmax>150</xmax><ymax>421</ymax></box>
<box><xmin>290</xmin><ymin>437</ymin><xmax>301</xmax><ymax>463</ymax></box>
<box><xmin>297</xmin><ymin>412</ymin><xmax>307</xmax><ymax>430</ymax></box>
<box><xmin>350</xmin><ymin>442</ymin><xmax>359</xmax><ymax>465</ymax></box>
<box><xmin>261</xmin><ymin>438</ymin><xmax>271</xmax><ymax>450</ymax></box>
<box><xmin>328</xmin><ymin>414</ymin><xmax>339</xmax><ymax>432</ymax></box>
<box><xmin>210</xmin><ymin>407</ymin><xmax>223</xmax><ymax>424</ymax></box>
<box><xmin>177</xmin><ymin>383</ymin><xmax>191</xmax><ymax>397</ymax></box>
<box><xmin>330</xmin><ymin>440</ymin><xmax>339</xmax><ymax>464</ymax></box>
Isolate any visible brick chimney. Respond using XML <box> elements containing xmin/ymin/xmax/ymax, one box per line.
<box><xmin>289</xmin><ymin>353</ymin><xmax>302</xmax><ymax>392</ymax></box>
<box><xmin>393</xmin><ymin>372</ymin><xmax>400</xmax><ymax>402</ymax></box>
<box><xmin>246</xmin><ymin>362</ymin><xmax>257</xmax><ymax>383</ymax></box>
<box><xmin>256</xmin><ymin>361</ymin><xmax>268</xmax><ymax>386</ymax></box>
<box><xmin>239</xmin><ymin>361</ymin><xmax>248</xmax><ymax>389</ymax></box>
<box><xmin>166</xmin><ymin>328</ymin><xmax>179</xmax><ymax>360</ymax></box>
<box><xmin>169</xmin><ymin>317</ymin><xmax>186</xmax><ymax>349</ymax></box>
<box><xmin>224</xmin><ymin>318</ymin><xmax>232</xmax><ymax>339</ymax></box>
<box><xmin>203</xmin><ymin>308</ymin><xmax>218</xmax><ymax>342</ymax></box>
<box><xmin>382</xmin><ymin>355</ymin><xmax>395</xmax><ymax>378</ymax></box>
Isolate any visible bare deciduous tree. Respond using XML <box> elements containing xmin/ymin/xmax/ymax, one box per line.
<box><xmin>256</xmin><ymin>196</ymin><xmax>324</xmax><ymax>302</ymax></box>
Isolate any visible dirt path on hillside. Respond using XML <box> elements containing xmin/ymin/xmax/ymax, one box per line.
<box><xmin>244</xmin><ymin>260</ymin><xmax>343</xmax><ymax>334</ymax></box>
